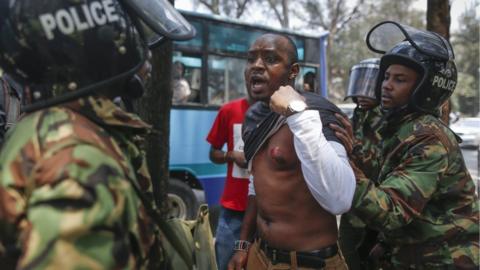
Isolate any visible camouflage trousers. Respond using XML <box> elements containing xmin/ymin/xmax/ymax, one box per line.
<box><xmin>338</xmin><ymin>215</ymin><xmax>378</xmax><ymax>270</ymax></box>
<box><xmin>389</xmin><ymin>239</ymin><xmax>479</xmax><ymax>269</ymax></box>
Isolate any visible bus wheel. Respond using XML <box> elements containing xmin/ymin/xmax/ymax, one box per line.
<box><xmin>167</xmin><ymin>178</ymin><xmax>199</xmax><ymax>219</ymax></box>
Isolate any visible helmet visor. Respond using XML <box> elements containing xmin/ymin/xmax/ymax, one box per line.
<box><xmin>123</xmin><ymin>0</ymin><xmax>195</xmax><ymax>44</ymax></box>
<box><xmin>345</xmin><ymin>63</ymin><xmax>379</xmax><ymax>100</ymax></box>
<box><xmin>366</xmin><ymin>21</ymin><xmax>454</xmax><ymax>61</ymax></box>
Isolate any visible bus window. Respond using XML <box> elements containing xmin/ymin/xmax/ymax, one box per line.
<box><xmin>172</xmin><ymin>53</ymin><xmax>202</xmax><ymax>104</ymax></box>
<box><xmin>207</xmin><ymin>56</ymin><xmax>247</xmax><ymax>105</ymax></box>
<box><xmin>297</xmin><ymin>66</ymin><xmax>318</xmax><ymax>93</ymax></box>
<box><xmin>290</xmin><ymin>36</ymin><xmax>305</xmax><ymax>61</ymax></box>
<box><xmin>209</xmin><ymin>24</ymin><xmax>263</xmax><ymax>54</ymax></box>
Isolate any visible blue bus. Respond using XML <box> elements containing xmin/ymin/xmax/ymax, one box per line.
<box><xmin>167</xmin><ymin>11</ymin><xmax>329</xmax><ymax>219</ymax></box>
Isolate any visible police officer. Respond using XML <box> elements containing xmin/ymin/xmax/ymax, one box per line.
<box><xmin>338</xmin><ymin>58</ymin><xmax>384</xmax><ymax>270</ymax></box>
<box><xmin>342</xmin><ymin>58</ymin><xmax>383</xmax><ymax>180</ymax></box>
<box><xmin>0</xmin><ymin>0</ymin><xmax>195</xmax><ymax>269</ymax></box>
<box><xmin>333</xmin><ymin>21</ymin><xmax>479</xmax><ymax>268</ymax></box>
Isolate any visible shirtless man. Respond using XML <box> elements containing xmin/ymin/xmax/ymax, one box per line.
<box><xmin>228</xmin><ymin>33</ymin><xmax>355</xmax><ymax>269</ymax></box>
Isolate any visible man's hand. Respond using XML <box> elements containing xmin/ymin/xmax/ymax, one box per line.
<box><xmin>228</xmin><ymin>151</ymin><xmax>248</xmax><ymax>168</ymax></box>
<box><xmin>269</xmin><ymin>85</ymin><xmax>304</xmax><ymax>116</ymax></box>
<box><xmin>329</xmin><ymin>113</ymin><xmax>355</xmax><ymax>154</ymax></box>
<box><xmin>227</xmin><ymin>250</ymin><xmax>248</xmax><ymax>270</ymax></box>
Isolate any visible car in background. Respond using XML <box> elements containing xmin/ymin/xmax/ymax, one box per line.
<box><xmin>450</xmin><ymin>117</ymin><xmax>480</xmax><ymax>148</ymax></box>
<box><xmin>336</xmin><ymin>103</ymin><xmax>356</xmax><ymax>119</ymax></box>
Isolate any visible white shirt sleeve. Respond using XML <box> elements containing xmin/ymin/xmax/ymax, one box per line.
<box><xmin>248</xmin><ymin>174</ymin><xmax>256</xmax><ymax>196</ymax></box>
<box><xmin>286</xmin><ymin>110</ymin><xmax>355</xmax><ymax>215</ymax></box>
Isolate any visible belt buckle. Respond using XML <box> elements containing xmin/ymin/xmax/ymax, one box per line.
<box><xmin>271</xmin><ymin>249</ymin><xmax>277</xmax><ymax>264</ymax></box>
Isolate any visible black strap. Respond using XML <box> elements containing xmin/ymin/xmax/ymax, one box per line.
<box><xmin>259</xmin><ymin>240</ymin><xmax>331</xmax><ymax>268</ymax></box>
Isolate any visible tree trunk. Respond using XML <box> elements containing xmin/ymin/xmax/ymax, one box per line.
<box><xmin>427</xmin><ymin>0</ymin><xmax>450</xmax><ymax>39</ymax></box>
<box><xmin>427</xmin><ymin>0</ymin><xmax>451</xmax><ymax>124</ymax></box>
<box><xmin>135</xmin><ymin>17</ymin><xmax>174</xmax><ymax>217</ymax></box>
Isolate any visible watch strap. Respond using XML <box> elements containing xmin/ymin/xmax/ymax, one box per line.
<box><xmin>234</xmin><ymin>240</ymin><xmax>251</xmax><ymax>251</ymax></box>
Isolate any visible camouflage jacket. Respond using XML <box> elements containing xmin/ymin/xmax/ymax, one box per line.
<box><xmin>0</xmin><ymin>96</ymin><xmax>164</xmax><ymax>269</ymax></box>
<box><xmin>351</xmin><ymin>112</ymin><xmax>479</xmax><ymax>268</ymax></box>
<box><xmin>341</xmin><ymin>106</ymin><xmax>384</xmax><ymax>230</ymax></box>
<box><xmin>350</xmin><ymin>105</ymin><xmax>383</xmax><ymax>181</ymax></box>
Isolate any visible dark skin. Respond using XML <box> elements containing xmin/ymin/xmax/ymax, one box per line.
<box><xmin>228</xmin><ymin>34</ymin><xmax>338</xmax><ymax>270</ymax></box>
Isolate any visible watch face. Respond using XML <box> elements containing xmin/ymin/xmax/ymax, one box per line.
<box><xmin>290</xmin><ymin>100</ymin><xmax>307</xmax><ymax>112</ymax></box>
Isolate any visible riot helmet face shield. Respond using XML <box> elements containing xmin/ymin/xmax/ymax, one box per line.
<box><xmin>366</xmin><ymin>21</ymin><xmax>457</xmax><ymax>115</ymax></box>
<box><xmin>366</xmin><ymin>21</ymin><xmax>454</xmax><ymax>61</ymax></box>
<box><xmin>345</xmin><ymin>58</ymin><xmax>380</xmax><ymax>102</ymax></box>
<box><xmin>123</xmin><ymin>0</ymin><xmax>196</xmax><ymax>48</ymax></box>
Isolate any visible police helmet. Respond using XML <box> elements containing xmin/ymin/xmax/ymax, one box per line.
<box><xmin>366</xmin><ymin>21</ymin><xmax>457</xmax><ymax>114</ymax></box>
<box><xmin>0</xmin><ymin>0</ymin><xmax>195</xmax><ymax>112</ymax></box>
<box><xmin>344</xmin><ymin>58</ymin><xmax>380</xmax><ymax>101</ymax></box>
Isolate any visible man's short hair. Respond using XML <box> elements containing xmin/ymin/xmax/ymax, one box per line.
<box><xmin>281</xmin><ymin>35</ymin><xmax>299</xmax><ymax>65</ymax></box>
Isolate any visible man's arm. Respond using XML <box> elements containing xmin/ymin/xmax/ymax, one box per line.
<box><xmin>352</xmin><ymin>136</ymin><xmax>448</xmax><ymax>231</ymax></box>
<box><xmin>227</xmin><ymin>195</ymin><xmax>257</xmax><ymax>270</ymax></box>
<box><xmin>209</xmin><ymin>146</ymin><xmax>247</xmax><ymax>168</ymax></box>
<box><xmin>287</xmin><ymin>111</ymin><xmax>356</xmax><ymax>215</ymax></box>
<box><xmin>269</xmin><ymin>86</ymin><xmax>355</xmax><ymax>215</ymax></box>
<box><xmin>0</xmin><ymin>143</ymin><xmax>143</xmax><ymax>269</ymax></box>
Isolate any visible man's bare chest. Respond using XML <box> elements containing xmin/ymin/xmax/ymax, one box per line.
<box><xmin>254</xmin><ymin>125</ymin><xmax>300</xmax><ymax>171</ymax></box>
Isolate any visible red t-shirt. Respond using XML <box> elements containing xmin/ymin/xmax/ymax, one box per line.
<box><xmin>206</xmin><ymin>98</ymin><xmax>250</xmax><ymax>211</ymax></box>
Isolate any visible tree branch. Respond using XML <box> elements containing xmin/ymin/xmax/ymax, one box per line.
<box><xmin>236</xmin><ymin>0</ymin><xmax>250</xmax><ymax>18</ymax></box>
<box><xmin>267</xmin><ymin>0</ymin><xmax>286</xmax><ymax>27</ymax></box>
<box><xmin>199</xmin><ymin>0</ymin><xmax>220</xmax><ymax>14</ymax></box>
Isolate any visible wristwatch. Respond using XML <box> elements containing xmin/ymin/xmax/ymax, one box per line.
<box><xmin>234</xmin><ymin>240</ymin><xmax>251</xmax><ymax>252</ymax></box>
<box><xmin>287</xmin><ymin>100</ymin><xmax>307</xmax><ymax>115</ymax></box>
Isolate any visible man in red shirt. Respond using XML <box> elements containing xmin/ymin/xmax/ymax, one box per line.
<box><xmin>207</xmin><ymin>93</ymin><xmax>254</xmax><ymax>270</ymax></box>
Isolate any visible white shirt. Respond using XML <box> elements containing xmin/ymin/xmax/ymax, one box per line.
<box><xmin>248</xmin><ymin>110</ymin><xmax>355</xmax><ymax>215</ymax></box>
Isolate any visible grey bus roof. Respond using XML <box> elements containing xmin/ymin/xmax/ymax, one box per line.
<box><xmin>179</xmin><ymin>10</ymin><xmax>329</xmax><ymax>39</ymax></box>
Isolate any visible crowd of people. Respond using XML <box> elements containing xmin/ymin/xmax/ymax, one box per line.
<box><xmin>0</xmin><ymin>1</ymin><xmax>478</xmax><ymax>269</ymax></box>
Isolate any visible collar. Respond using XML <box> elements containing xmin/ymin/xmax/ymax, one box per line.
<box><xmin>379</xmin><ymin>109</ymin><xmax>421</xmax><ymax>137</ymax></box>
<box><xmin>63</xmin><ymin>96</ymin><xmax>152</xmax><ymax>134</ymax></box>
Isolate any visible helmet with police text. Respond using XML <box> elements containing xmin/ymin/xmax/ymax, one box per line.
<box><xmin>0</xmin><ymin>0</ymin><xmax>195</xmax><ymax>112</ymax></box>
<box><xmin>366</xmin><ymin>21</ymin><xmax>457</xmax><ymax>114</ymax></box>
<box><xmin>344</xmin><ymin>58</ymin><xmax>380</xmax><ymax>101</ymax></box>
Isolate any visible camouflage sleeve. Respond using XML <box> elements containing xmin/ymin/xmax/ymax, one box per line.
<box><xmin>352</xmin><ymin>135</ymin><xmax>448</xmax><ymax>231</ymax></box>
<box><xmin>0</xmin><ymin>141</ymin><xmax>138</xmax><ymax>269</ymax></box>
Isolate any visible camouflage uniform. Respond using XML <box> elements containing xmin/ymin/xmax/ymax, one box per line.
<box><xmin>339</xmin><ymin>105</ymin><xmax>383</xmax><ymax>270</ymax></box>
<box><xmin>351</xmin><ymin>111</ymin><xmax>479</xmax><ymax>269</ymax></box>
<box><xmin>0</xmin><ymin>96</ymin><xmax>164</xmax><ymax>269</ymax></box>
<box><xmin>350</xmin><ymin>106</ymin><xmax>383</xmax><ymax>180</ymax></box>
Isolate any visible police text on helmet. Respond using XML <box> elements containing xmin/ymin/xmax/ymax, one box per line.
<box><xmin>39</xmin><ymin>0</ymin><xmax>119</xmax><ymax>40</ymax></box>
<box><xmin>432</xmin><ymin>75</ymin><xmax>456</xmax><ymax>92</ymax></box>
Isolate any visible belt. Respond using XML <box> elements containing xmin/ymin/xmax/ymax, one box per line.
<box><xmin>259</xmin><ymin>240</ymin><xmax>338</xmax><ymax>268</ymax></box>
